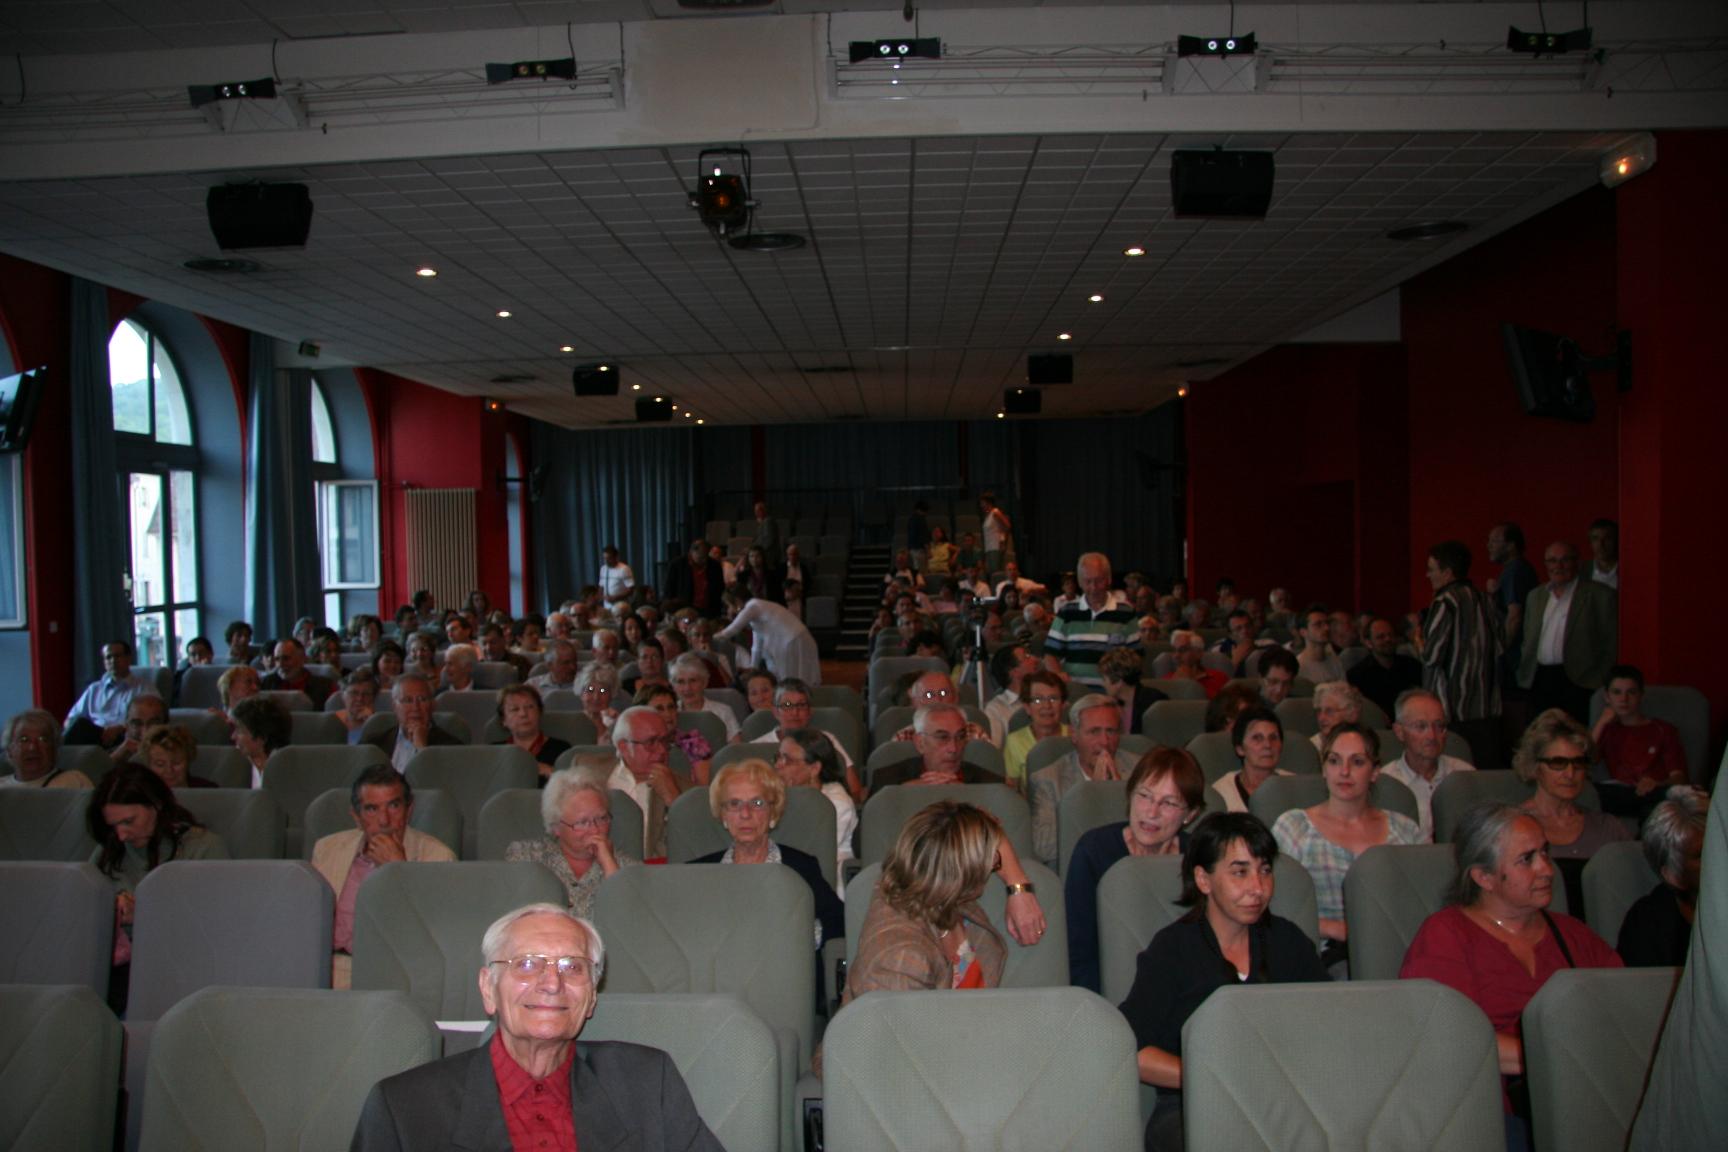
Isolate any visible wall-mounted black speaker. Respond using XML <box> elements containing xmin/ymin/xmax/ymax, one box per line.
<box><xmin>1003</xmin><ymin>387</ymin><xmax>1042</xmax><ymax>415</ymax></box>
<box><xmin>1027</xmin><ymin>353</ymin><xmax>1072</xmax><ymax>385</ymax></box>
<box><xmin>636</xmin><ymin>396</ymin><xmax>675</xmax><ymax>422</ymax></box>
<box><xmin>572</xmin><ymin>364</ymin><xmax>619</xmax><ymax>396</ymax></box>
<box><xmin>1170</xmin><ymin>151</ymin><xmax>1275</xmax><ymax>218</ymax></box>
<box><xmin>205</xmin><ymin>183</ymin><xmax>313</xmax><ymax>249</ymax></box>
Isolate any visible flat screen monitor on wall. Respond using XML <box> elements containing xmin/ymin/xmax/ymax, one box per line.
<box><xmin>0</xmin><ymin>366</ymin><xmax>46</xmax><ymax>452</ymax></box>
<box><xmin>1501</xmin><ymin>323</ymin><xmax>1596</xmax><ymax>423</ymax></box>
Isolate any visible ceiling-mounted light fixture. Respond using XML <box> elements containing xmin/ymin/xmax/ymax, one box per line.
<box><xmin>1600</xmin><ymin>133</ymin><xmax>1657</xmax><ymax>188</ymax></box>
<box><xmin>485</xmin><ymin>58</ymin><xmax>576</xmax><ymax>85</ymax></box>
<box><xmin>1176</xmin><ymin>33</ymin><xmax>1257</xmax><ymax>58</ymax></box>
<box><xmin>187</xmin><ymin>77</ymin><xmax>277</xmax><ymax>107</ymax></box>
<box><xmin>691</xmin><ymin>147</ymin><xmax>756</xmax><ymax>237</ymax></box>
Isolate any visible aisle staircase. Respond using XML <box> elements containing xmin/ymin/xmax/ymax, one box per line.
<box><xmin>835</xmin><ymin>545</ymin><xmax>889</xmax><ymax>659</ymax></box>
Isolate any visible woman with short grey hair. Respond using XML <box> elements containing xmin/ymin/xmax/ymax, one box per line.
<box><xmin>504</xmin><ymin>768</ymin><xmax>638</xmax><ymax>918</ymax></box>
<box><xmin>1513</xmin><ymin>708</ymin><xmax>1630</xmax><ymax>916</ymax></box>
<box><xmin>574</xmin><ymin>661</ymin><xmax>621</xmax><ymax>744</ymax></box>
<box><xmin>1618</xmin><ymin>787</ymin><xmax>1709</xmax><ymax>967</ymax></box>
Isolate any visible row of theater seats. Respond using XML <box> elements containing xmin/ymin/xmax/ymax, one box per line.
<box><xmin>1</xmin><ymin>850</ymin><xmax>1675</xmax><ymax>1152</ymax></box>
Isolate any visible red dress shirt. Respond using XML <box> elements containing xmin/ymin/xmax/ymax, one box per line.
<box><xmin>489</xmin><ymin>1031</ymin><xmax>579</xmax><ymax>1152</ymax></box>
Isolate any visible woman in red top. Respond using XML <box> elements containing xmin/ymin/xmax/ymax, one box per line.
<box><xmin>1400</xmin><ymin>802</ymin><xmax>1621</xmax><ymax>1151</ymax></box>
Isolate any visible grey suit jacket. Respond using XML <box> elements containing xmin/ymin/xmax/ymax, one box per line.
<box><xmin>1518</xmin><ymin>578</ymin><xmax>1618</xmax><ymax>690</ymax></box>
<box><xmin>351</xmin><ymin>1039</ymin><xmax>723</xmax><ymax>1152</ymax></box>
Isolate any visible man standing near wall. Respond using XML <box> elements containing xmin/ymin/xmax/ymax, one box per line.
<box><xmin>1419</xmin><ymin>540</ymin><xmax>1505</xmax><ymax>769</ymax></box>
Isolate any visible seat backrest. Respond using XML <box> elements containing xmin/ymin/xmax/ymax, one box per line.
<box><xmin>1431</xmin><ymin>770</ymin><xmax>1532</xmax><ymax>843</ymax></box>
<box><xmin>1582</xmin><ymin>841</ymin><xmax>1662</xmax><ymax>947</ymax></box>
<box><xmin>476</xmin><ymin>788</ymin><xmax>645</xmax><ymax>862</ymax></box>
<box><xmin>845</xmin><ymin>860</ymin><xmax>1068</xmax><ymax>988</ymax></box>
<box><xmin>594</xmin><ymin>863</ymin><xmax>817</xmax><ymax>1070</ymax></box>
<box><xmin>1523</xmin><ymin>967</ymin><xmax>1679</xmax><ymax>1152</ymax></box>
<box><xmin>483</xmin><ymin>711</ymin><xmax>599</xmax><ymax>747</ymax></box>
<box><xmin>1181</xmin><ymin>981</ymin><xmax>1503</xmax><ymax>1152</ymax></box>
<box><xmin>471</xmin><ymin>661</ymin><xmax>520</xmax><ymax>690</ymax></box>
<box><xmin>1096</xmin><ymin>854</ymin><xmax>1321</xmax><ymax>1005</ymax></box>
<box><xmin>664</xmin><ymin>786</ymin><xmax>839</xmax><ymax>890</ymax></box>
<box><xmin>174</xmin><ymin>788</ymin><xmax>286</xmax><ymax>859</ymax></box>
<box><xmin>358</xmin><ymin>711</ymin><xmax>474</xmax><ymax>747</ymax></box>
<box><xmin>176</xmin><ymin>664</ymin><xmax>227</xmax><ymax>709</ymax></box>
<box><xmin>0</xmin><ymin>862</ymin><xmax>113</xmax><ymax>993</ymax></box>
<box><xmin>857</xmin><ymin>784</ymin><xmax>1033</xmax><ymax>867</ymax></box>
<box><xmin>129</xmin><ymin>860</ymin><xmax>334</xmax><ymax>1020</ymax></box>
<box><xmin>1024</xmin><ymin>735</ymin><xmax>1075</xmax><ymax>782</ymax></box>
<box><xmin>351</xmin><ymin>861</ymin><xmax>567</xmax><ymax>1020</ymax></box>
<box><xmin>676</xmin><ymin>708</ymin><xmax>729</xmax><ymax>752</ymax></box>
<box><xmin>822</xmin><ymin>986</ymin><xmax>1140</xmax><ymax>1152</ymax></box>
<box><xmin>168</xmin><ymin>707</ymin><xmax>233</xmax><ymax>745</ymax></box>
<box><xmin>1375</xmin><ymin>726</ymin><xmax>1476</xmax><ymax>766</ymax></box>
<box><xmin>1276</xmin><ymin>696</ymin><xmax>1318</xmax><ymax>735</ymax></box>
<box><xmin>1341</xmin><ymin>843</ymin><xmax>1457</xmax><ymax>982</ymax></box>
<box><xmin>1058</xmin><ymin>779</ymin><xmax>1126</xmax><ymax>877</ymax></box>
<box><xmin>302</xmin><ymin>787</ymin><xmax>462</xmax><ymax>861</ymax></box>
<box><xmin>405</xmin><ymin>746</ymin><xmax>540</xmax><ymax>857</ymax></box>
<box><xmin>138</xmin><ymin>987</ymin><xmax>439</xmax><ymax>1152</ymax></box>
<box><xmin>1144</xmin><ymin>699</ymin><xmax>1210</xmax><ymax>749</ymax></box>
<box><xmin>811</xmin><ymin>685</ymin><xmax>864</xmax><ymax>720</ymax></box>
<box><xmin>1248</xmin><ymin>773</ymin><xmax>1420</xmax><ymax>827</ymax></box>
<box><xmin>261</xmin><ymin>744</ymin><xmax>389</xmax><ymax>857</ymax></box>
<box><xmin>192</xmin><ymin>746</ymin><xmax>252</xmax><ymax>788</ymax></box>
<box><xmin>581</xmin><ymin>994</ymin><xmax>780</xmax><ymax>1152</ymax></box>
<box><xmin>433</xmin><ymin>689</ymin><xmax>501</xmax><ymax>744</ymax></box>
<box><xmin>0</xmin><ymin>983</ymin><xmax>122</xmax><ymax>1152</ymax></box>
<box><xmin>288</xmin><ymin>712</ymin><xmax>347</xmax><ymax>746</ymax></box>
<box><xmin>0</xmin><ymin>786</ymin><xmax>97</xmax><ymax>861</ymax></box>
<box><xmin>257</xmin><ymin>689</ymin><xmax>314</xmax><ymax>713</ymax></box>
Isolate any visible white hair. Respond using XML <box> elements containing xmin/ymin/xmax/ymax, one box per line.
<box><xmin>480</xmin><ymin>903</ymin><xmax>605</xmax><ymax>979</ymax></box>
<box><xmin>540</xmin><ymin>766</ymin><xmax>612</xmax><ymax>834</ymax></box>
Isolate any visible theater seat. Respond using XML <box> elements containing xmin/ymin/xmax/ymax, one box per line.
<box><xmin>1431</xmin><ymin>770</ymin><xmax>1602</xmax><ymax>844</ymax></box>
<box><xmin>173</xmin><ymin>788</ymin><xmax>285</xmax><ymax>859</ymax></box>
<box><xmin>1144</xmin><ymin>699</ymin><xmax>1210</xmax><ymax>749</ymax></box>
<box><xmin>1182</xmin><ymin>981</ymin><xmax>1502</xmax><ymax>1151</ymax></box>
<box><xmin>137</xmin><ymin>987</ymin><xmax>438</xmax><ymax>1152</ymax></box>
<box><xmin>856</xmin><ymin>784</ymin><xmax>1033</xmax><ymax>867</ymax></box>
<box><xmin>1581</xmin><ymin>841</ymin><xmax>1661</xmax><ymax>947</ymax></box>
<box><xmin>1588</xmin><ymin>683</ymin><xmax>1711</xmax><ymax>784</ymax></box>
<box><xmin>0</xmin><ymin>862</ymin><xmax>113</xmax><ymax>994</ymax></box>
<box><xmin>405</xmin><ymin>746</ymin><xmax>539</xmax><ymax>857</ymax></box>
<box><xmin>821</xmin><ymin>987</ymin><xmax>1140</xmax><ymax>1152</ymax></box>
<box><xmin>1523</xmin><ymin>967</ymin><xmax>1679</xmax><ymax>1152</ymax></box>
<box><xmin>0</xmin><ymin>787</ymin><xmax>97</xmax><ymax>862</ymax></box>
<box><xmin>1342</xmin><ymin>843</ymin><xmax>1456</xmax><ymax>983</ymax></box>
<box><xmin>0</xmin><ymin>983</ymin><xmax>122</xmax><ymax>1152</ymax></box>
<box><xmin>583</xmin><ymin>993</ymin><xmax>780</xmax><ymax>1152</ymax></box>
<box><xmin>350</xmin><ymin>860</ymin><xmax>565</xmax><ymax>1020</ymax></box>
<box><xmin>475</xmin><ymin>788</ymin><xmax>645</xmax><ymax>863</ymax></box>
<box><xmin>1057</xmin><ymin>778</ymin><xmax>1125</xmax><ymax>876</ymax></box>
<box><xmin>1248</xmin><ymin>773</ymin><xmax>1420</xmax><ymax>828</ymax></box>
<box><xmin>301</xmin><ymin>787</ymin><xmax>461</xmax><ymax>861</ymax></box>
<box><xmin>260</xmin><ymin>744</ymin><xmax>389</xmax><ymax>857</ymax></box>
<box><xmin>666</xmin><ymin>786</ymin><xmax>839</xmax><ymax>891</ymax></box>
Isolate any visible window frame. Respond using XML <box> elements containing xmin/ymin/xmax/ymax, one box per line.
<box><xmin>0</xmin><ymin>454</ymin><xmax>25</xmax><ymax>629</ymax></box>
<box><xmin>318</xmin><ymin>478</ymin><xmax>381</xmax><ymax>591</ymax></box>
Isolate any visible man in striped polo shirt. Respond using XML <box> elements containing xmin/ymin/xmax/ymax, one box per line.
<box><xmin>1041</xmin><ymin>552</ymin><xmax>1137</xmax><ymax>691</ymax></box>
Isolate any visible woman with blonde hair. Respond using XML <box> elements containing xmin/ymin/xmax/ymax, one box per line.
<box><xmin>139</xmin><ymin>724</ymin><xmax>216</xmax><ymax>789</ymax></box>
<box><xmin>1514</xmin><ymin>708</ymin><xmax>1630</xmax><ymax>916</ymax></box>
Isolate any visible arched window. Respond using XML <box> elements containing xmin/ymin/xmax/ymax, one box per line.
<box><xmin>109</xmin><ymin>318</ymin><xmax>198</xmax><ymax>670</ymax></box>
<box><xmin>310</xmin><ymin>381</ymin><xmax>337</xmax><ymax>465</ymax></box>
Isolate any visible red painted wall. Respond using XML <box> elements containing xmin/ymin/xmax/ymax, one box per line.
<box><xmin>1186</xmin><ymin>342</ymin><xmax>1408</xmax><ymax>615</ymax></box>
<box><xmin>358</xmin><ymin>368</ymin><xmax>516</xmax><ymax>616</ymax></box>
<box><xmin>1401</xmin><ymin>188</ymin><xmax>1621</xmax><ymax>606</ymax></box>
<box><xmin>0</xmin><ymin>254</ymin><xmax>76</xmax><ymax>715</ymax></box>
<box><xmin>1616</xmin><ymin>131</ymin><xmax>1728</xmax><ymax>753</ymax></box>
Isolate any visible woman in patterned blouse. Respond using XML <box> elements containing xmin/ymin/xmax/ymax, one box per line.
<box><xmin>505</xmin><ymin>768</ymin><xmax>638</xmax><ymax>919</ymax></box>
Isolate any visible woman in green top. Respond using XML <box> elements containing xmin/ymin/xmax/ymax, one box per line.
<box><xmin>1003</xmin><ymin>670</ymin><xmax>1068</xmax><ymax>792</ymax></box>
<box><xmin>88</xmin><ymin>767</ymin><xmax>229</xmax><ymax>934</ymax></box>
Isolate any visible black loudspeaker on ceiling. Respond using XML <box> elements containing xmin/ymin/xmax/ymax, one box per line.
<box><xmin>205</xmin><ymin>183</ymin><xmax>313</xmax><ymax>250</ymax></box>
<box><xmin>1170</xmin><ymin>151</ymin><xmax>1275</xmax><ymax>218</ymax></box>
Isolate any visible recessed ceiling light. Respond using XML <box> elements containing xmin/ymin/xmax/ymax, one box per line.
<box><xmin>597</xmin><ymin>365</ymin><xmax>610</xmax><ymax>372</ymax></box>
<box><xmin>696</xmin><ymin>418</ymin><xmax>705</xmax><ymax>425</ymax></box>
<box><xmin>496</xmin><ymin>310</ymin><xmax>511</xmax><ymax>318</ymax></box>
<box><xmin>559</xmin><ymin>345</ymin><xmax>574</xmax><ymax>353</ymax></box>
<box><xmin>684</xmin><ymin>411</ymin><xmax>693</xmax><ymax>419</ymax></box>
<box><xmin>415</xmin><ymin>266</ymin><xmax>437</xmax><ymax>278</ymax></box>
<box><xmin>1058</xmin><ymin>332</ymin><xmax>1072</xmax><ymax>341</ymax></box>
<box><xmin>1088</xmin><ymin>294</ymin><xmax>1103</xmax><ymax>303</ymax></box>
<box><xmin>1385</xmin><ymin>220</ymin><xmax>1469</xmax><ymax>242</ymax></box>
<box><xmin>1177</xmin><ymin>385</ymin><xmax>1190</xmax><ymax>398</ymax></box>
<box><xmin>995</xmin><ymin>411</ymin><xmax>1005</xmax><ymax>419</ymax></box>
<box><xmin>1123</xmin><ymin>246</ymin><xmax>1145</xmax><ymax>257</ymax></box>
<box><xmin>632</xmin><ymin>383</ymin><xmax>641</xmax><ymax>391</ymax></box>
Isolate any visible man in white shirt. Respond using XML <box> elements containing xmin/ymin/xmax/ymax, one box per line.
<box><xmin>607</xmin><ymin>706</ymin><xmax>691</xmax><ymax>858</ymax></box>
<box><xmin>1518</xmin><ymin>540</ymin><xmax>1617</xmax><ymax>722</ymax></box>
<box><xmin>527</xmin><ymin>640</ymin><xmax>581</xmax><ymax>694</ymax></box>
<box><xmin>598</xmin><ymin>545</ymin><xmax>635</xmax><ymax>600</ymax></box>
<box><xmin>715</xmin><ymin>584</ymin><xmax>821</xmax><ymax>685</ymax></box>
<box><xmin>1378</xmin><ymin>689</ymin><xmax>1472</xmax><ymax>841</ymax></box>
<box><xmin>64</xmin><ymin>641</ymin><xmax>154</xmax><ymax>746</ymax></box>
<box><xmin>1588</xmin><ymin>518</ymin><xmax>1620</xmax><ymax>589</ymax></box>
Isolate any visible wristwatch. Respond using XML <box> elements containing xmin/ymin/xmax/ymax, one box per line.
<box><xmin>1004</xmin><ymin>882</ymin><xmax>1036</xmax><ymax>897</ymax></box>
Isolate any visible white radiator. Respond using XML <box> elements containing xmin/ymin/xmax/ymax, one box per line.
<box><xmin>404</xmin><ymin>488</ymin><xmax>477</xmax><ymax>613</ymax></box>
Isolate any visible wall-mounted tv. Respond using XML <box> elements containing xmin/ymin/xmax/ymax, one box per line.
<box><xmin>0</xmin><ymin>366</ymin><xmax>45</xmax><ymax>452</ymax></box>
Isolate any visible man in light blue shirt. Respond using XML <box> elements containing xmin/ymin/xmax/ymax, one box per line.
<box><xmin>64</xmin><ymin>640</ymin><xmax>154</xmax><ymax>746</ymax></box>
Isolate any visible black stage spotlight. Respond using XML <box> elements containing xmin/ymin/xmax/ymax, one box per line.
<box><xmin>1003</xmin><ymin>387</ymin><xmax>1042</xmax><ymax>415</ymax></box>
<box><xmin>848</xmin><ymin>38</ymin><xmax>942</xmax><ymax>64</ymax></box>
<box><xmin>636</xmin><ymin>395</ymin><xmax>675</xmax><ymax>422</ymax></box>
<box><xmin>572</xmin><ymin>363</ymin><xmax>619</xmax><ymax>397</ymax></box>
<box><xmin>1176</xmin><ymin>33</ymin><xmax>1257</xmax><ymax>58</ymax></box>
<box><xmin>187</xmin><ymin>77</ymin><xmax>277</xmax><ymax>108</ymax></box>
<box><xmin>690</xmin><ymin>148</ymin><xmax>756</xmax><ymax>237</ymax></box>
<box><xmin>485</xmin><ymin>58</ymin><xmax>577</xmax><ymax>85</ymax></box>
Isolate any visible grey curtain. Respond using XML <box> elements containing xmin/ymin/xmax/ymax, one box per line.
<box><xmin>244</xmin><ymin>336</ymin><xmax>322</xmax><ymax>637</ymax></box>
<box><xmin>68</xmin><ymin>279</ymin><xmax>132</xmax><ymax>685</ymax></box>
<box><xmin>531</xmin><ymin>423</ymin><xmax>696</xmax><ymax>610</ymax></box>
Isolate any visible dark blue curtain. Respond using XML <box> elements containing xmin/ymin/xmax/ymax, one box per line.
<box><xmin>531</xmin><ymin>423</ymin><xmax>696</xmax><ymax>608</ymax></box>
<box><xmin>68</xmin><ymin>279</ymin><xmax>131</xmax><ymax>684</ymax></box>
<box><xmin>1018</xmin><ymin>405</ymin><xmax>1182</xmax><ymax>583</ymax></box>
<box><xmin>245</xmin><ymin>339</ymin><xmax>323</xmax><ymax>636</ymax></box>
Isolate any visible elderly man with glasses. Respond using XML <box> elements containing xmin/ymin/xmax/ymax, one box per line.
<box><xmin>1026</xmin><ymin>694</ymin><xmax>1143</xmax><ymax>867</ymax></box>
<box><xmin>888</xmin><ymin>671</ymin><xmax>993</xmax><ymax>746</ymax></box>
<box><xmin>353</xmin><ymin>903</ymin><xmax>721</xmax><ymax>1152</ymax></box>
<box><xmin>745</xmin><ymin>677</ymin><xmax>866</xmax><ymax>802</ymax></box>
<box><xmin>872</xmin><ymin>702</ymin><xmax>1004</xmax><ymax>790</ymax></box>
<box><xmin>605</xmin><ymin>706</ymin><xmax>691</xmax><ymax>859</ymax></box>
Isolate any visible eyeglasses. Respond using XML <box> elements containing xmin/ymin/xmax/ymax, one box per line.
<box><xmin>916</xmin><ymin>688</ymin><xmax>954</xmax><ymax>701</ymax></box>
<box><xmin>582</xmin><ymin>684</ymin><xmax>612</xmax><ymax>695</ymax></box>
<box><xmin>1538</xmin><ymin>756</ymin><xmax>1590</xmax><ymax>772</ymax></box>
<box><xmin>774</xmin><ymin>700</ymin><xmax>811</xmax><ymax>712</ymax></box>
<box><xmin>722</xmin><ymin>797</ymin><xmax>769</xmax><ymax>813</ymax></box>
<box><xmin>1400</xmin><ymin>720</ymin><xmax>1448</xmax><ymax>733</ymax></box>
<box><xmin>489</xmin><ymin>954</ymin><xmax>595</xmax><ymax>982</ymax></box>
<box><xmin>557</xmin><ymin>814</ymin><xmax>612</xmax><ymax>832</ymax></box>
<box><xmin>1027</xmin><ymin>695</ymin><xmax>1063</xmax><ymax>707</ymax></box>
<box><xmin>618</xmin><ymin>736</ymin><xmax>670</xmax><ymax>750</ymax></box>
<box><xmin>1133</xmin><ymin>792</ymin><xmax>1189</xmax><ymax>815</ymax></box>
<box><xmin>10</xmin><ymin>733</ymin><xmax>50</xmax><ymax>747</ymax></box>
<box><xmin>922</xmin><ymin>729</ymin><xmax>967</xmax><ymax>745</ymax></box>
